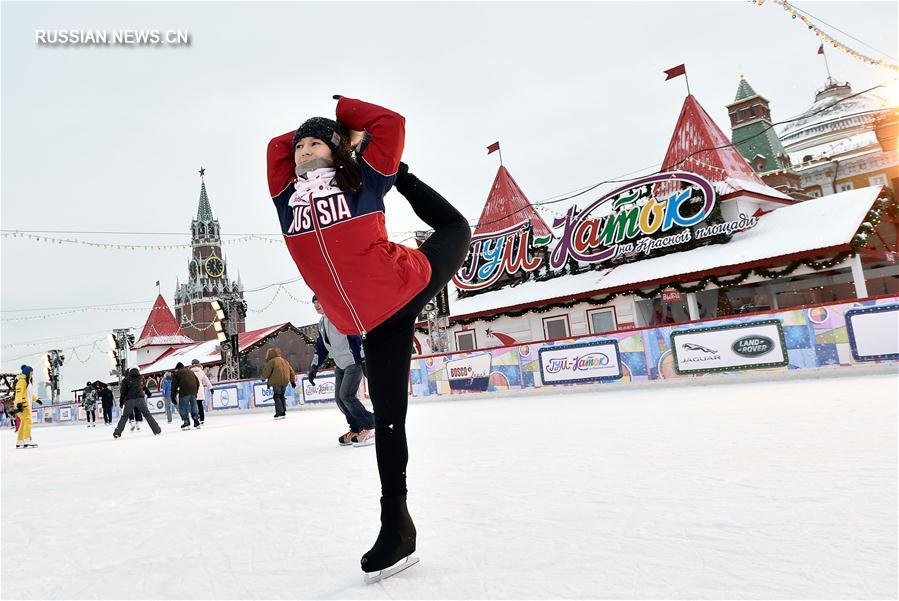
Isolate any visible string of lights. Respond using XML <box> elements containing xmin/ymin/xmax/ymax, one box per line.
<box><xmin>756</xmin><ymin>0</ymin><xmax>899</xmax><ymax>70</ymax></box>
<box><xmin>785</xmin><ymin>2</ymin><xmax>896</xmax><ymax>60</ymax></box>
<box><xmin>1</xmin><ymin>305</ymin><xmax>153</xmax><ymax>324</ymax></box>
<box><xmin>0</xmin><ymin>232</ymin><xmax>285</xmax><ymax>251</ymax></box>
<box><xmin>246</xmin><ymin>285</ymin><xmax>283</xmax><ymax>314</ymax></box>
<box><xmin>2</xmin><ymin>78</ymin><xmax>892</xmax><ymax>256</ymax></box>
<box><xmin>1</xmin><ymin>336</ymin><xmax>118</xmax><ymax>365</ymax></box>
<box><xmin>2</xmin><ymin>277</ymin><xmax>307</xmax><ymax>316</ymax></box>
<box><xmin>69</xmin><ymin>341</ymin><xmax>107</xmax><ymax>364</ymax></box>
<box><xmin>1</xmin><ymin>329</ymin><xmax>126</xmax><ymax>347</ymax></box>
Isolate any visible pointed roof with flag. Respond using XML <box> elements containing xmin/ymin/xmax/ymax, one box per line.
<box><xmin>473</xmin><ymin>166</ymin><xmax>553</xmax><ymax>238</ymax></box>
<box><xmin>660</xmin><ymin>95</ymin><xmax>791</xmax><ymax>200</ymax></box>
<box><xmin>132</xmin><ymin>294</ymin><xmax>195</xmax><ymax>349</ymax></box>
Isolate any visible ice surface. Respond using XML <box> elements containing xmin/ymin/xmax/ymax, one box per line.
<box><xmin>2</xmin><ymin>374</ymin><xmax>897</xmax><ymax>599</ymax></box>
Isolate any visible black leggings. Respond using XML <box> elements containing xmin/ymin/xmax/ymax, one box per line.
<box><xmin>363</xmin><ymin>169</ymin><xmax>471</xmax><ymax>497</ymax></box>
<box><xmin>86</xmin><ymin>409</ymin><xmax>96</xmax><ymax>423</ymax></box>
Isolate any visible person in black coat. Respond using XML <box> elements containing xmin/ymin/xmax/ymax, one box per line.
<box><xmin>99</xmin><ymin>382</ymin><xmax>115</xmax><ymax>425</ymax></box>
<box><xmin>113</xmin><ymin>368</ymin><xmax>161</xmax><ymax>439</ymax></box>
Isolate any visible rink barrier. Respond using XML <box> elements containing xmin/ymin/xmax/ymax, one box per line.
<box><xmin>7</xmin><ymin>295</ymin><xmax>895</xmax><ymax>427</ymax></box>
<box><xmin>408</xmin><ymin>295</ymin><xmax>899</xmax><ymax>397</ymax></box>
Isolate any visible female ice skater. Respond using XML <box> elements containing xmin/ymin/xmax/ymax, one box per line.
<box><xmin>267</xmin><ymin>96</ymin><xmax>470</xmax><ymax>578</ymax></box>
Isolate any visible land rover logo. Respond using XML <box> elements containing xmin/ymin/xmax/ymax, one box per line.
<box><xmin>732</xmin><ymin>335</ymin><xmax>774</xmax><ymax>357</ymax></box>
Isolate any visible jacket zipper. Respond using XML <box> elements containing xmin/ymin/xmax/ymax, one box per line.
<box><xmin>307</xmin><ymin>192</ymin><xmax>368</xmax><ymax>339</ymax></box>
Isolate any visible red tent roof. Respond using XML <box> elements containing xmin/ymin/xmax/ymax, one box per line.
<box><xmin>474</xmin><ymin>166</ymin><xmax>552</xmax><ymax>238</ymax></box>
<box><xmin>660</xmin><ymin>95</ymin><xmax>780</xmax><ymax>197</ymax></box>
<box><xmin>133</xmin><ymin>295</ymin><xmax>194</xmax><ymax>348</ymax></box>
<box><xmin>238</xmin><ymin>323</ymin><xmax>289</xmax><ymax>349</ymax></box>
<box><xmin>135</xmin><ymin>322</ymin><xmax>311</xmax><ymax>376</ymax></box>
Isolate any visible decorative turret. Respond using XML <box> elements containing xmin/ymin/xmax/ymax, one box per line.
<box><xmin>727</xmin><ymin>75</ymin><xmax>791</xmax><ymax>174</ymax></box>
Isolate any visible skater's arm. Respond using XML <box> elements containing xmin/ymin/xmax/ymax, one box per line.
<box><xmin>311</xmin><ymin>335</ymin><xmax>328</xmax><ymax>370</ymax></box>
<box><xmin>267</xmin><ymin>131</ymin><xmax>297</xmax><ymax>198</ymax></box>
<box><xmin>335</xmin><ymin>97</ymin><xmax>404</xmax><ymax>176</ymax></box>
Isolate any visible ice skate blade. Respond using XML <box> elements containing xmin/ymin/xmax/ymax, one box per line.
<box><xmin>363</xmin><ymin>556</ymin><xmax>419</xmax><ymax>584</ymax></box>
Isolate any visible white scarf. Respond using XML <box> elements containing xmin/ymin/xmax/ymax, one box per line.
<box><xmin>288</xmin><ymin>167</ymin><xmax>341</xmax><ymax>208</ymax></box>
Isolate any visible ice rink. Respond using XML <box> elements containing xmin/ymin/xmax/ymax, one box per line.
<box><xmin>2</xmin><ymin>373</ymin><xmax>897</xmax><ymax>600</ymax></box>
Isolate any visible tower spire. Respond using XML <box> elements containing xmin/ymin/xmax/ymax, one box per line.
<box><xmin>197</xmin><ymin>166</ymin><xmax>213</xmax><ymax>221</ymax></box>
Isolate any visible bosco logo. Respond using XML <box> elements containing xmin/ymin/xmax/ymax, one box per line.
<box><xmin>449</xmin><ymin>366</ymin><xmax>473</xmax><ymax>378</ymax></box>
<box><xmin>731</xmin><ymin>335</ymin><xmax>774</xmax><ymax>357</ymax></box>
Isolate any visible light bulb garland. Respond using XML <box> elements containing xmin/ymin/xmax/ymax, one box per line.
<box><xmin>754</xmin><ymin>0</ymin><xmax>899</xmax><ymax>72</ymax></box>
<box><xmin>0</xmin><ymin>232</ymin><xmax>286</xmax><ymax>251</ymax></box>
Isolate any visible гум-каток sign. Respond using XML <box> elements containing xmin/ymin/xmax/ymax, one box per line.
<box><xmin>454</xmin><ymin>172</ymin><xmax>760</xmax><ymax>293</ymax></box>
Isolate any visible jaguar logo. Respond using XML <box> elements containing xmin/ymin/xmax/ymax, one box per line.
<box><xmin>682</xmin><ymin>343</ymin><xmax>717</xmax><ymax>354</ymax></box>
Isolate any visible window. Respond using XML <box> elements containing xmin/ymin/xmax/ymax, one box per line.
<box><xmin>869</xmin><ymin>174</ymin><xmax>888</xmax><ymax>187</ymax></box>
<box><xmin>837</xmin><ymin>182</ymin><xmax>854</xmax><ymax>192</ymax></box>
<box><xmin>587</xmin><ymin>308</ymin><xmax>617</xmax><ymax>334</ymax></box>
<box><xmin>455</xmin><ymin>330</ymin><xmax>476</xmax><ymax>352</ymax></box>
<box><xmin>542</xmin><ymin>315</ymin><xmax>570</xmax><ymax>340</ymax></box>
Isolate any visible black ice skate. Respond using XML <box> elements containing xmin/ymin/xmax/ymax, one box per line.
<box><xmin>361</xmin><ymin>496</ymin><xmax>418</xmax><ymax>583</ymax></box>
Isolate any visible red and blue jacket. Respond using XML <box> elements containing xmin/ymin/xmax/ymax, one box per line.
<box><xmin>267</xmin><ymin>97</ymin><xmax>432</xmax><ymax>335</ymax></box>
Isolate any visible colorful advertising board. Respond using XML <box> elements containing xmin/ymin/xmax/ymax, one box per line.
<box><xmin>210</xmin><ymin>385</ymin><xmax>239</xmax><ymax>410</ymax></box>
<box><xmin>145</xmin><ymin>394</ymin><xmax>166</xmax><ymax>414</ymax></box>
<box><xmin>252</xmin><ymin>382</ymin><xmax>275</xmax><ymax>406</ymax></box>
<box><xmin>301</xmin><ymin>374</ymin><xmax>336</xmax><ymax>403</ymax></box>
<box><xmin>845</xmin><ymin>304</ymin><xmax>899</xmax><ymax>361</ymax></box>
<box><xmin>445</xmin><ymin>353</ymin><xmax>492</xmax><ymax>391</ymax></box>
<box><xmin>538</xmin><ymin>340</ymin><xmax>623</xmax><ymax>384</ymax></box>
<box><xmin>671</xmin><ymin>319</ymin><xmax>788</xmax><ymax>375</ymax></box>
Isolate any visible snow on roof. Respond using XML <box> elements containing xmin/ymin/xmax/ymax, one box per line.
<box><xmin>474</xmin><ymin>166</ymin><xmax>553</xmax><ymax>238</ymax></box>
<box><xmin>450</xmin><ymin>186</ymin><xmax>882</xmax><ymax>318</ymax></box>
<box><xmin>137</xmin><ymin>323</ymin><xmax>291</xmax><ymax>375</ymax></box>
<box><xmin>779</xmin><ymin>85</ymin><xmax>888</xmax><ymax>142</ymax></box>
<box><xmin>787</xmin><ymin>131</ymin><xmax>880</xmax><ymax>166</ymax></box>
<box><xmin>133</xmin><ymin>295</ymin><xmax>194</xmax><ymax>348</ymax></box>
<box><xmin>715</xmin><ymin>176</ymin><xmax>793</xmax><ymax>200</ymax></box>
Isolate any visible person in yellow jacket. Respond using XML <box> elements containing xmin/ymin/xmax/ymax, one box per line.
<box><xmin>13</xmin><ymin>365</ymin><xmax>41</xmax><ymax>449</ymax></box>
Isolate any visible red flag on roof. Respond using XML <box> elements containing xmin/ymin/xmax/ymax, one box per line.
<box><xmin>817</xmin><ymin>43</ymin><xmax>824</xmax><ymax>55</ymax></box>
<box><xmin>664</xmin><ymin>64</ymin><xmax>686</xmax><ymax>80</ymax></box>
<box><xmin>487</xmin><ymin>141</ymin><xmax>500</xmax><ymax>155</ymax></box>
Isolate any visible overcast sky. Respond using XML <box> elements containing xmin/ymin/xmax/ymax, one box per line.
<box><xmin>2</xmin><ymin>1</ymin><xmax>896</xmax><ymax>396</ymax></box>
